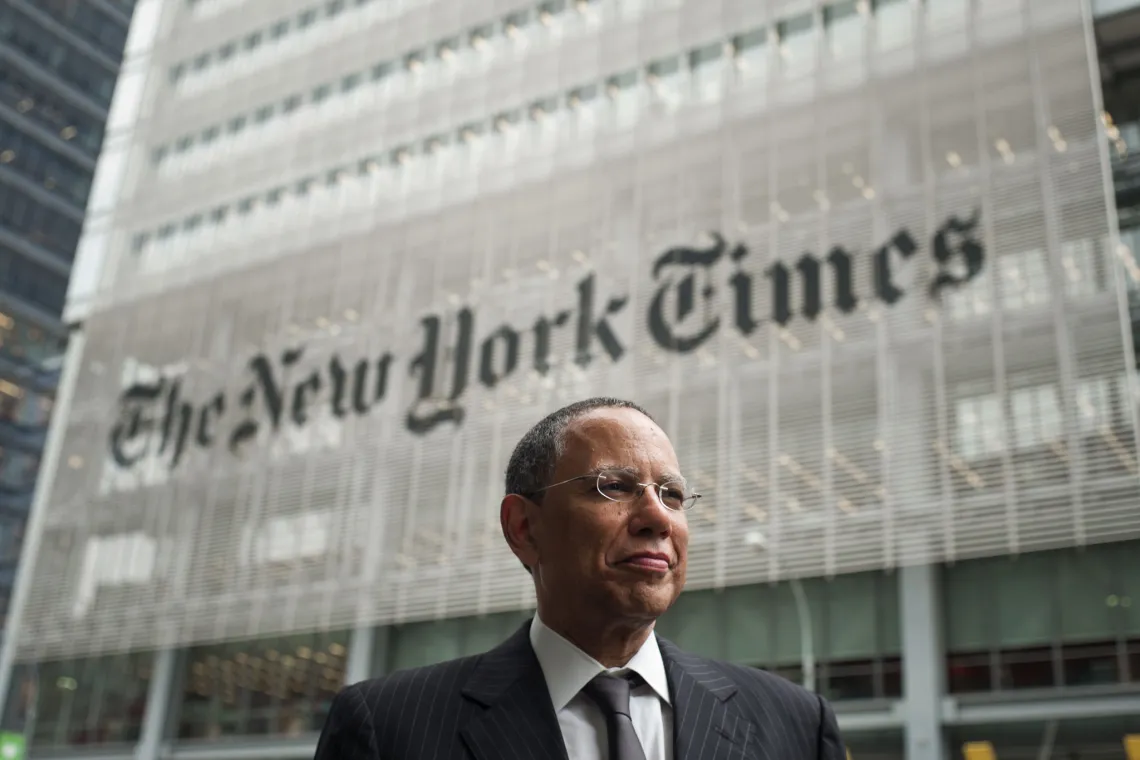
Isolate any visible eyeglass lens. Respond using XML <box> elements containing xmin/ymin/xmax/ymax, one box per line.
<box><xmin>594</xmin><ymin>470</ymin><xmax>693</xmax><ymax>510</ymax></box>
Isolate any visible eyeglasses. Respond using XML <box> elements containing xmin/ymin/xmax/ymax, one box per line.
<box><xmin>529</xmin><ymin>468</ymin><xmax>701</xmax><ymax>512</ymax></box>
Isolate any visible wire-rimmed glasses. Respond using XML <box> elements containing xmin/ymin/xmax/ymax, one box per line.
<box><xmin>528</xmin><ymin>468</ymin><xmax>701</xmax><ymax>511</ymax></box>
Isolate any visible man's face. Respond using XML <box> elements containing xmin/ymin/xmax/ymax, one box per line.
<box><xmin>527</xmin><ymin>407</ymin><xmax>689</xmax><ymax>624</ymax></box>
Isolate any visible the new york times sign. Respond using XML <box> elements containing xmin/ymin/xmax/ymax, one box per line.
<box><xmin>110</xmin><ymin>212</ymin><xmax>983</xmax><ymax>470</ymax></box>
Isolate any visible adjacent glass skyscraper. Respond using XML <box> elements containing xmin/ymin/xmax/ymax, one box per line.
<box><xmin>0</xmin><ymin>0</ymin><xmax>136</xmax><ymax>630</ymax></box>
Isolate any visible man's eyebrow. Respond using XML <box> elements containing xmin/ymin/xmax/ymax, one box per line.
<box><xmin>592</xmin><ymin>465</ymin><xmax>686</xmax><ymax>484</ymax></box>
<box><xmin>587</xmin><ymin>464</ymin><xmax>639</xmax><ymax>477</ymax></box>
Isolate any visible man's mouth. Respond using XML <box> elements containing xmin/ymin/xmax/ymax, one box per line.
<box><xmin>619</xmin><ymin>553</ymin><xmax>671</xmax><ymax>573</ymax></box>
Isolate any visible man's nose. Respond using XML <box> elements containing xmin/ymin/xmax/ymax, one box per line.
<box><xmin>629</xmin><ymin>485</ymin><xmax>674</xmax><ymax>534</ymax></box>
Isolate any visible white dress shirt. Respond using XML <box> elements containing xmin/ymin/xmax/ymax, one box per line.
<box><xmin>530</xmin><ymin>615</ymin><xmax>674</xmax><ymax>760</ymax></box>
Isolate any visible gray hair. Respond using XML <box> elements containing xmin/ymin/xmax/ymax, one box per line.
<box><xmin>504</xmin><ymin>397</ymin><xmax>654</xmax><ymax>500</ymax></box>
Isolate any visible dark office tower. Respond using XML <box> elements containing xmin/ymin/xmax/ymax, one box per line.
<box><xmin>0</xmin><ymin>0</ymin><xmax>136</xmax><ymax>627</ymax></box>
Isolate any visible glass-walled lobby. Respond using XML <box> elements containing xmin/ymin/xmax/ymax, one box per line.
<box><xmin>6</xmin><ymin>541</ymin><xmax>1137</xmax><ymax>759</ymax></box>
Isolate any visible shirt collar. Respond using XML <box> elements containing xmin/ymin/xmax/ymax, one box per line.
<box><xmin>529</xmin><ymin>614</ymin><xmax>671</xmax><ymax>712</ymax></box>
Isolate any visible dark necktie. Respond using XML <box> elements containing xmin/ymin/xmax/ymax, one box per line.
<box><xmin>581</xmin><ymin>672</ymin><xmax>649</xmax><ymax>760</ymax></box>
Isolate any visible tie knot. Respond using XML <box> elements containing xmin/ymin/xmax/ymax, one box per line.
<box><xmin>582</xmin><ymin>672</ymin><xmax>643</xmax><ymax>719</ymax></box>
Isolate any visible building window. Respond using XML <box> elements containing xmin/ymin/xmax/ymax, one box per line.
<box><xmin>371</xmin><ymin>61</ymin><xmax>393</xmax><ymax>81</ymax></box>
<box><xmin>0</xmin><ymin>67</ymin><xmax>105</xmax><ymax>155</ymax></box>
<box><xmin>944</xmin><ymin>544</ymin><xmax>1140</xmax><ymax>695</ymax></box>
<box><xmin>1</xmin><ymin>10</ymin><xmax>117</xmax><ymax>105</ymax></box>
<box><xmin>874</xmin><ymin>0</ymin><xmax>913</xmax><ymax>50</ymax></box>
<box><xmin>732</xmin><ymin>28</ymin><xmax>768</xmax><ymax>79</ymax></box>
<box><xmin>469</xmin><ymin>23</ymin><xmax>494</xmax><ymax>50</ymax></box>
<box><xmin>955</xmin><ymin>393</ymin><xmax>1005</xmax><ymax>460</ymax></box>
<box><xmin>503</xmin><ymin>10</ymin><xmax>531</xmax><ymax>38</ymax></box>
<box><xmin>0</xmin><ymin>246</ymin><xmax>70</xmax><ymax>315</ymax></box>
<box><xmin>999</xmin><ymin>249</ymin><xmax>1050</xmax><ymax>311</ymax></box>
<box><xmin>7</xmin><ymin>653</ymin><xmax>152</xmax><ymax>748</ymax></box>
<box><xmin>1010</xmin><ymin>385</ymin><xmax>1061</xmax><ymax>449</ymax></box>
<box><xmin>825</xmin><ymin>0</ymin><xmax>865</xmax><ymax>61</ymax></box>
<box><xmin>1062</xmin><ymin>238</ymin><xmax>1105</xmax><ymax>299</ymax></box>
<box><xmin>380</xmin><ymin>612</ymin><xmax>530</xmax><ymax>674</ymax></box>
<box><xmin>647</xmin><ymin>56</ymin><xmax>682</xmax><ymax>100</ymax></box>
<box><xmin>175</xmin><ymin>631</ymin><xmax>349</xmax><ymax>739</ymax></box>
<box><xmin>657</xmin><ymin>574</ymin><xmax>902</xmax><ymax>701</ymax></box>
<box><xmin>778</xmin><ymin>12</ymin><xmax>817</xmax><ymax>77</ymax></box>
<box><xmin>0</xmin><ymin>122</ymin><xmax>92</xmax><ymax>206</ymax></box>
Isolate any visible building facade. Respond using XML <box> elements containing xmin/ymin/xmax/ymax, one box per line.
<box><xmin>0</xmin><ymin>0</ymin><xmax>137</xmax><ymax>633</ymax></box>
<box><xmin>1</xmin><ymin>0</ymin><xmax>1139</xmax><ymax>759</ymax></box>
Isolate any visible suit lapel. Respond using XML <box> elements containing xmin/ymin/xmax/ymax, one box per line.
<box><xmin>460</xmin><ymin>621</ymin><xmax>569</xmax><ymax>760</ymax></box>
<box><xmin>659</xmin><ymin>637</ymin><xmax>755</xmax><ymax>760</ymax></box>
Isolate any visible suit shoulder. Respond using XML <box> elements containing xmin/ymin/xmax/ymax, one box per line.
<box><xmin>345</xmin><ymin>652</ymin><xmax>483</xmax><ymax>707</ymax></box>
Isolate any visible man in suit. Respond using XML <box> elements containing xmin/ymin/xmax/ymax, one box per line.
<box><xmin>316</xmin><ymin>397</ymin><xmax>846</xmax><ymax>760</ymax></box>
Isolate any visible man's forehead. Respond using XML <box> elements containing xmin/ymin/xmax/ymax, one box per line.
<box><xmin>564</xmin><ymin>406</ymin><xmax>664</xmax><ymax>438</ymax></box>
<box><xmin>560</xmin><ymin>408</ymin><xmax>677</xmax><ymax>462</ymax></box>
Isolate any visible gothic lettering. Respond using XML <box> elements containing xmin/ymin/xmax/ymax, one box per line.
<box><xmin>479</xmin><ymin>326</ymin><xmax>521</xmax><ymax>389</ymax></box>
<box><xmin>328</xmin><ymin>357</ymin><xmax>350</xmax><ymax>418</ymax></box>
<box><xmin>228</xmin><ymin>348</ymin><xmax>303</xmax><ymax>454</ymax></box>
<box><xmin>873</xmin><ymin>230</ymin><xmax>919</xmax><ymax>305</ymax></box>
<box><xmin>648</xmin><ymin>234</ymin><xmax>726</xmax><ymax>352</ymax></box>
<box><xmin>406</xmin><ymin>310</ymin><xmax>473</xmax><ymax>434</ymax></box>
<box><xmin>106</xmin><ymin>212</ymin><xmax>985</xmax><ymax>469</ymax></box>
<box><xmin>196</xmin><ymin>393</ymin><xmax>225</xmax><ymax>447</ymax></box>
<box><xmin>575</xmin><ymin>274</ymin><xmax>628</xmax><ymax>366</ymax></box>
<box><xmin>767</xmin><ymin>262</ymin><xmax>792</xmax><ymax>326</ymax></box>
<box><xmin>929</xmin><ymin>210</ymin><xmax>984</xmax><ymax>297</ymax></box>
<box><xmin>356</xmin><ymin>354</ymin><xmax>393</xmax><ymax>414</ymax></box>
<box><xmin>109</xmin><ymin>379</ymin><xmax>165</xmax><ymax>468</ymax></box>
<box><xmin>330</xmin><ymin>354</ymin><xmax>393</xmax><ymax>417</ymax></box>
<box><xmin>159</xmin><ymin>378</ymin><xmax>194</xmax><ymax>468</ymax></box>
<box><xmin>771</xmin><ymin>247</ymin><xmax>860</xmax><ymax>326</ymax></box>
<box><xmin>729</xmin><ymin>243</ymin><xmax>760</xmax><ymax>336</ymax></box>
<box><xmin>291</xmin><ymin>372</ymin><xmax>322</xmax><ymax>426</ymax></box>
<box><xmin>532</xmin><ymin>311</ymin><xmax>570</xmax><ymax>375</ymax></box>
<box><xmin>828</xmin><ymin>247</ymin><xmax>859</xmax><ymax>315</ymax></box>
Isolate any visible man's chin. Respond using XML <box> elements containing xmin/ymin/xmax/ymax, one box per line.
<box><xmin>610</xmin><ymin>581</ymin><xmax>680</xmax><ymax>617</ymax></box>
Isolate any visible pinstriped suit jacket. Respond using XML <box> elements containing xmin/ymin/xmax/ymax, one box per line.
<box><xmin>315</xmin><ymin>621</ymin><xmax>846</xmax><ymax>760</ymax></box>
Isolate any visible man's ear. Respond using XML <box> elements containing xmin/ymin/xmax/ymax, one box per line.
<box><xmin>501</xmin><ymin>493</ymin><xmax>539</xmax><ymax>571</ymax></box>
